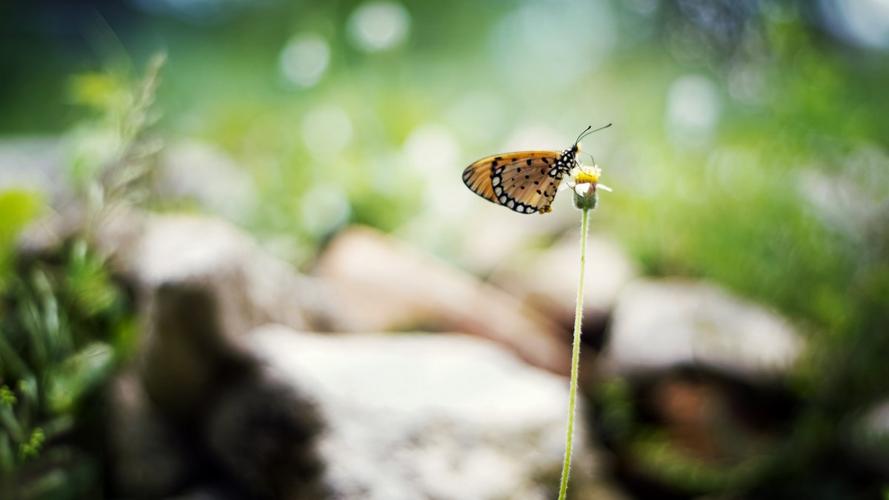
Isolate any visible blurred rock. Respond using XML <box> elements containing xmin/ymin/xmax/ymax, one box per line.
<box><xmin>130</xmin><ymin>213</ymin><xmax>334</xmax><ymax>331</ymax></box>
<box><xmin>597</xmin><ymin>365</ymin><xmax>802</xmax><ymax>499</ymax></box>
<box><xmin>315</xmin><ymin>226</ymin><xmax>571</xmax><ymax>374</ymax></box>
<box><xmin>450</xmin><ymin>174</ymin><xmax>593</xmax><ymax>275</ymax></box>
<box><xmin>141</xmin><ymin>281</ymin><xmax>261</xmax><ymax>421</ymax></box>
<box><xmin>157</xmin><ymin>140</ymin><xmax>257</xmax><ymax>223</ymax></box>
<box><xmin>454</xmin><ymin>205</ymin><xmax>569</xmax><ymax>274</ymax></box>
<box><xmin>864</xmin><ymin>401</ymin><xmax>889</xmax><ymax>437</ymax></box>
<box><xmin>490</xmin><ymin>232</ymin><xmax>638</xmax><ymax>330</ymax></box>
<box><xmin>140</xmin><ymin>281</ymin><xmax>326</xmax><ymax>499</ymax></box>
<box><xmin>164</xmin><ymin>485</ymin><xmax>248</xmax><ymax>500</ymax></box>
<box><xmin>847</xmin><ymin>400</ymin><xmax>889</xmax><ymax>478</ymax></box>
<box><xmin>0</xmin><ymin>137</ymin><xmax>66</xmax><ymax>197</ymax></box>
<box><xmin>205</xmin><ymin>366</ymin><xmax>327</xmax><ymax>500</ymax></box>
<box><xmin>107</xmin><ymin>372</ymin><xmax>192</xmax><ymax>498</ymax></box>
<box><xmin>66</xmin><ymin>212</ymin><xmax>332</xmax><ymax>498</ymax></box>
<box><xmin>642</xmin><ymin>367</ymin><xmax>797</xmax><ymax>460</ymax></box>
<box><xmin>20</xmin><ymin>209</ymin><xmax>335</xmax><ymax>334</ymax></box>
<box><xmin>248</xmin><ymin>325</ymin><xmax>623</xmax><ymax>500</ymax></box>
<box><xmin>604</xmin><ymin>279</ymin><xmax>804</xmax><ymax>379</ymax></box>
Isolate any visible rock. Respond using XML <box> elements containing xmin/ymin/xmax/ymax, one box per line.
<box><xmin>106</xmin><ymin>372</ymin><xmax>193</xmax><ymax>498</ymax></box>
<box><xmin>490</xmin><ymin>232</ymin><xmax>638</xmax><ymax>328</ymax></box>
<box><xmin>204</xmin><ymin>366</ymin><xmax>327</xmax><ymax>500</ymax></box>
<box><xmin>92</xmin><ymin>215</ymin><xmax>333</xmax><ymax>499</ymax></box>
<box><xmin>163</xmin><ymin>485</ymin><xmax>248</xmax><ymax>500</ymax></box>
<box><xmin>156</xmin><ymin>141</ymin><xmax>257</xmax><ymax>223</ymax></box>
<box><xmin>454</xmin><ymin>205</ymin><xmax>571</xmax><ymax>274</ymax></box>
<box><xmin>315</xmin><ymin>226</ymin><xmax>571</xmax><ymax>375</ymax></box>
<box><xmin>247</xmin><ymin>325</ymin><xmax>621</xmax><ymax>500</ymax></box>
<box><xmin>19</xmin><ymin>209</ymin><xmax>335</xmax><ymax>335</ymax></box>
<box><xmin>595</xmin><ymin>365</ymin><xmax>802</xmax><ymax>499</ymax></box>
<box><xmin>847</xmin><ymin>400</ymin><xmax>889</xmax><ymax>478</ymax></box>
<box><xmin>864</xmin><ymin>401</ymin><xmax>889</xmax><ymax>438</ymax></box>
<box><xmin>604</xmin><ymin>279</ymin><xmax>804</xmax><ymax>379</ymax></box>
<box><xmin>140</xmin><ymin>280</ymin><xmax>262</xmax><ymax>421</ymax></box>
<box><xmin>139</xmin><ymin>281</ymin><xmax>326</xmax><ymax>499</ymax></box>
<box><xmin>0</xmin><ymin>137</ymin><xmax>66</xmax><ymax>198</ymax></box>
<box><xmin>134</xmin><ymin>214</ymin><xmax>325</xmax><ymax>332</ymax></box>
<box><xmin>130</xmin><ymin>213</ymin><xmax>338</xmax><ymax>334</ymax></box>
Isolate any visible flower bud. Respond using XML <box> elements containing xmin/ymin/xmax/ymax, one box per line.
<box><xmin>572</xmin><ymin>182</ymin><xmax>598</xmax><ymax>210</ymax></box>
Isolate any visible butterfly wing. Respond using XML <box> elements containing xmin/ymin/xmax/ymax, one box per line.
<box><xmin>462</xmin><ymin>151</ymin><xmax>566</xmax><ymax>214</ymax></box>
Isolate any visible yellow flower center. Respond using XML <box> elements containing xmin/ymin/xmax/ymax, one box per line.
<box><xmin>574</xmin><ymin>170</ymin><xmax>600</xmax><ymax>184</ymax></box>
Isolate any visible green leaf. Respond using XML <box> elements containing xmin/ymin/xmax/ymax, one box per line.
<box><xmin>0</xmin><ymin>433</ymin><xmax>13</xmax><ymax>473</ymax></box>
<box><xmin>0</xmin><ymin>190</ymin><xmax>43</xmax><ymax>293</ymax></box>
<box><xmin>0</xmin><ymin>386</ymin><xmax>15</xmax><ymax>407</ymax></box>
<box><xmin>18</xmin><ymin>428</ymin><xmax>44</xmax><ymax>460</ymax></box>
<box><xmin>45</xmin><ymin>343</ymin><xmax>114</xmax><ymax>414</ymax></box>
<box><xmin>64</xmin><ymin>240</ymin><xmax>119</xmax><ymax>317</ymax></box>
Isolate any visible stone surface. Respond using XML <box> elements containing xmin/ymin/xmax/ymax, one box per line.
<box><xmin>156</xmin><ymin>140</ymin><xmax>257</xmax><ymax>223</ymax></box>
<box><xmin>17</xmin><ymin>208</ymin><xmax>621</xmax><ymax>497</ymax></box>
<box><xmin>204</xmin><ymin>366</ymin><xmax>327</xmax><ymax>500</ymax></box>
<box><xmin>0</xmin><ymin>137</ymin><xmax>66</xmax><ymax>197</ymax></box>
<box><xmin>490</xmin><ymin>232</ymin><xmax>638</xmax><ymax>323</ymax></box>
<box><xmin>247</xmin><ymin>326</ymin><xmax>620</xmax><ymax>500</ymax></box>
<box><xmin>106</xmin><ymin>372</ymin><xmax>192</xmax><ymax>498</ymax></box>
<box><xmin>134</xmin><ymin>280</ymin><xmax>327</xmax><ymax>499</ymax></box>
<box><xmin>605</xmin><ymin>279</ymin><xmax>804</xmax><ymax>378</ymax></box>
<box><xmin>20</xmin><ymin>208</ymin><xmax>335</xmax><ymax>335</ymax></box>
<box><xmin>140</xmin><ymin>280</ymin><xmax>262</xmax><ymax>421</ymax></box>
<box><xmin>315</xmin><ymin>226</ymin><xmax>571</xmax><ymax>374</ymax></box>
<box><xmin>89</xmin><ymin>214</ymin><xmax>331</xmax><ymax>498</ymax></box>
<box><xmin>127</xmin><ymin>213</ymin><xmax>333</xmax><ymax>334</ymax></box>
<box><xmin>454</xmin><ymin>203</ymin><xmax>575</xmax><ymax>274</ymax></box>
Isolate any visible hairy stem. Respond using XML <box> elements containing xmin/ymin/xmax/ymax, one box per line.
<box><xmin>558</xmin><ymin>206</ymin><xmax>590</xmax><ymax>500</ymax></box>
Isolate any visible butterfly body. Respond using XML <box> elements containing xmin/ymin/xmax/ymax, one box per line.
<box><xmin>462</xmin><ymin>146</ymin><xmax>579</xmax><ymax>214</ymax></box>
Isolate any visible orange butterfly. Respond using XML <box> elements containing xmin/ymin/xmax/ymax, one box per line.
<box><xmin>462</xmin><ymin>124</ymin><xmax>611</xmax><ymax>214</ymax></box>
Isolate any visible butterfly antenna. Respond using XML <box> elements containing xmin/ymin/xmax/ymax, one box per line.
<box><xmin>575</xmin><ymin>123</ymin><xmax>612</xmax><ymax>145</ymax></box>
<box><xmin>574</xmin><ymin>125</ymin><xmax>592</xmax><ymax>145</ymax></box>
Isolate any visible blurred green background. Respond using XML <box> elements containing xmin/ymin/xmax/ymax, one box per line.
<box><xmin>2</xmin><ymin>0</ymin><xmax>889</xmax><ymax>498</ymax></box>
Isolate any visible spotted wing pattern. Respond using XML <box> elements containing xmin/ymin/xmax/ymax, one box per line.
<box><xmin>462</xmin><ymin>150</ymin><xmax>576</xmax><ymax>214</ymax></box>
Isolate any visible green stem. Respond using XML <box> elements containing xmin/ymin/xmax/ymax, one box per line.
<box><xmin>558</xmin><ymin>207</ymin><xmax>590</xmax><ymax>500</ymax></box>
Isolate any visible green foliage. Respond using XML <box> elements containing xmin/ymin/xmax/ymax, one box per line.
<box><xmin>67</xmin><ymin>53</ymin><xmax>166</xmax><ymax>216</ymax></box>
<box><xmin>0</xmin><ymin>191</ymin><xmax>42</xmax><ymax>292</ymax></box>
<box><xmin>0</xmin><ymin>240</ymin><xmax>131</xmax><ymax>498</ymax></box>
<box><xmin>0</xmin><ymin>56</ymin><xmax>160</xmax><ymax>499</ymax></box>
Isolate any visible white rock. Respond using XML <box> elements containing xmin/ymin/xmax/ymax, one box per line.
<box><xmin>316</xmin><ymin>226</ymin><xmax>571</xmax><ymax>374</ymax></box>
<box><xmin>606</xmin><ymin>279</ymin><xmax>804</xmax><ymax>379</ymax></box>
<box><xmin>491</xmin><ymin>232</ymin><xmax>638</xmax><ymax>321</ymax></box>
<box><xmin>247</xmin><ymin>326</ymin><xmax>610</xmax><ymax>500</ymax></box>
<box><xmin>157</xmin><ymin>141</ymin><xmax>257</xmax><ymax>223</ymax></box>
<box><xmin>115</xmin><ymin>212</ymin><xmax>331</xmax><ymax>336</ymax></box>
<box><xmin>455</xmin><ymin>198</ymin><xmax>577</xmax><ymax>274</ymax></box>
<box><xmin>0</xmin><ymin>137</ymin><xmax>66</xmax><ymax>198</ymax></box>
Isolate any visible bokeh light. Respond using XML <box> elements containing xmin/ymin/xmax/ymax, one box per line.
<box><xmin>280</xmin><ymin>34</ymin><xmax>331</xmax><ymax>87</ymax></box>
<box><xmin>666</xmin><ymin>74</ymin><xmax>721</xmax><ymax>148</ymax></box>
<box><xmin>347</xmin><ymin>1</ymin><xmax>411</xmax><ymax>52</ymax></box>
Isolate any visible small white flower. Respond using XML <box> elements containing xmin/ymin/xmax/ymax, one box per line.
<box><xmin>562</xmin><ymin>163</ymin><xmax>611</xmax><ymax>210</ymax></box>
<box><xmin>560</xmin><ymin>163</ymin><xmax>612</xmax><ymax>194</ymax></box>
<box><xmin>574</xmin><ymin>182</ymin><xmax>593</xmax><ymax>196</ymax></box>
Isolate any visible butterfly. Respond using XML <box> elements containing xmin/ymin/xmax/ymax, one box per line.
<box><xmin>462</xmin><ymin>124</ymin><xmax>611</xmax><ymax>214</ymax></box>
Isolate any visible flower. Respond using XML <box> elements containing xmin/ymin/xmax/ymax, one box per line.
<box><xmin>561</xmin><ymin>163</ymin><xmax>612</xmax><ymax>210</ymax></box>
